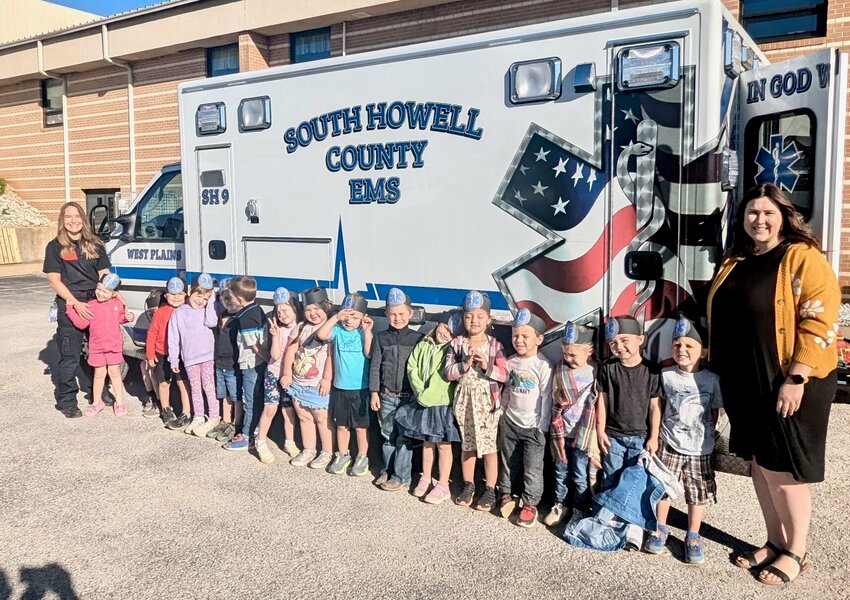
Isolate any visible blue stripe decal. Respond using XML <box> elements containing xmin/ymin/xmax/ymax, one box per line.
<box><xmin>113</xmin><ymin>266</ymin><xmax>181</xmax><ymax>281</ymax></box>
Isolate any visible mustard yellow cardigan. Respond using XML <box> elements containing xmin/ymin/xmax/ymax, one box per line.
<box><xmin>707</xmin><ymin>243</ymin><xmax>840</xmax><ymax>379</ymax></box>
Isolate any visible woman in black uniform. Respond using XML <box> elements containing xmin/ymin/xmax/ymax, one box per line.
<box><xmin>707</xmin><ymin>184</ymin><xmax>839</xmax><ymax>586</ymax></box>
<box><xmin>43</xmin><ymin>202</ymin><xmax>111</xmax><ymax>418</ymax></box>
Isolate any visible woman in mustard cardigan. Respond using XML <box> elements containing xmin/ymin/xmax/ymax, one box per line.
<box><xmin>707</xmin><ymin>183</ymin><xmax>839</xmax><ymax>586</ymax></box>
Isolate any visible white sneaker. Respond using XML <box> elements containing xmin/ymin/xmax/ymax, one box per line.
<box><xmin>308</xmin><ymin>450</ymin><xmax>333</xmax><ymax>470</ymax></box>
<box><xmin>256</xmin><ymin>439</ymin><xmax>275</xmax><ymax>464</ymax></box>
<box><xmin>543</xmin><ymin>503</ymin><xmax>566</xmax><ymax>527</ymax></box>
<box><xmin>283</xmin><ymin>440</ymin><xmax>300</xmax><ymax>458</ymax></box>
<box><xmin>192</xmin><ymin>416</ymin><xmax>220</xmax><ymax>437</ymax></box>
<box><xmin>184</xmin><ymin>415</ymin><xmax>205</xmax><ymax>435</ymax></box>
<box><xmin>290</xmin><ymin>448</ymin><xmax>317</xmax><ymax>467</ymax></box>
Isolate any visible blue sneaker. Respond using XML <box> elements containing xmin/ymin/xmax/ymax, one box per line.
<box><xmin>223</xmin><ymin>433</ymin><xmax>249</xmax><ymax>451</ymax></box>
<box><xmin>644</xmin><ymin>525</ymin><xmax>668</xmax><ymax>554</ymax></box>
<box><xmin>685</xmin><ymin>533</ymin><xmax>705</xmax><ymax>565</ymax></box>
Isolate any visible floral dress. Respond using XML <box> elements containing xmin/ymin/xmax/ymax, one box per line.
<box><xmin>453</xmin><ymin>339</ymin><xmax>500</xmax><ymax>456</ymax></box>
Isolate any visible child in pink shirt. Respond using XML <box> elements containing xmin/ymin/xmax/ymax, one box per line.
<box><xmin>65</xmin><ymin>273</ymin><xmax>134</xmax><ymax>417</ymax></box>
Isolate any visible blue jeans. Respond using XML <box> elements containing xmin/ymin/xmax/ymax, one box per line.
<box><xmin>378</xmin><ymin>394</ymin><xmax>413</xmax><ymax>483</ymax></box>
<box><xmin>601</xmin><ymin>435</ymin><xmax>644</xmax><ymax>491</ymax></box>
<box><xmin>240</xmin><ymin>364</ymin><xmax>266</xmax><ymax>438</ymax></box>
<box><xmin>215</xmin><ymin>367</ymin><xmax>240</xmax><ymax>401</ymax></box>
<box><xmin>563</xmin><ymin>506</ymin><xmax>628</xmax><ymax>552</ymax></box>
<box><xmin>594</xmin><ymin>457</ymin><xmax>667</xmax><ymax>531</ymax></box>
<box><xmin>553</xmin><ymin>446</ymin><xmax>591</xmax><ymax>509</ymax></box>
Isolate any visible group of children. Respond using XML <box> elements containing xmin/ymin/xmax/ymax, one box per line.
<box><xmin>75</xmin><ymin>273</ymin><xmax>724</xmax><ymax>564</ymax></box>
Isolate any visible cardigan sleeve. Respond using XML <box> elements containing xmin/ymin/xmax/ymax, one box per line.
<box><xmin>788</xmin><ymin>245</ymin><xmax>841</xmax><ymax>371</ymax></box>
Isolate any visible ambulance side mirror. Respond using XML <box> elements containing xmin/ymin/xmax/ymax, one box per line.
<box><xmin>115</xmin><ymin>213</ymin><xmax>138</xmax><ymax>243</ymax></box>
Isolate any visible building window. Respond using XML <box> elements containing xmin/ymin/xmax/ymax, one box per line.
<box><xmin>741</xmin><ymin>0</ymin><xmax>827</xmax><ymax>44</ymax></box>
<box><xmin>207</xmin><ymin>44</ymin><xmax>239</xmax><ymax>78</ymax></box>
<box><xmin>290</xmin><ymin>27</ymin><xmax>331</xmax><ymax>63</ymax></box>
<box><xmin>41</xmin><ymin>79</ymin><xmax>64</xmax><ymax>127</ymax></box>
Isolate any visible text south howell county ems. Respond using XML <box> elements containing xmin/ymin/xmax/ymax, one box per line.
<box><xmin>283</xmin><ymin>101</ymin><xmax>484</xmax><ymax>155</ymax></box>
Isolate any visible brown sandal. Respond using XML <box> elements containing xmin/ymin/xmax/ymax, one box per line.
<box><xmin>758</xmin><ymin>549</ymin><xmax>811</xmax><ymax>586</ymax></box>
<box><xmin>734</xmin><ymin>540</ymin><xmax>781</xmax><ymax>570</ymax></box>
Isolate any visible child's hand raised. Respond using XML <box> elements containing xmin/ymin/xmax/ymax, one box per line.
<box><xmin>361</xmin><ymin>315</ymin><xmax>373</xmax><ymax>331</ymax></box>
<box><xmin>472</xmin><ymin>350</ymin><xmax>488</xmax><ymax>370</ymax></box>
<box><xmin>268</xmin><ymin>317</ymin><xmax>279</xmax><ymax>337</ymax></box>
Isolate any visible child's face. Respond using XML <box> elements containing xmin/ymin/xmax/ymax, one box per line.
<box><xmin>340</xmin><ymin>308</ymin><xmax>364</xmax><ymax>331</ymax></box>
<box><xmin>434</xmin><ymin>323</ymin><xmax>453</xmax><ymax>344</ymax></box>
<box><xmin>386</xmin><ymin>304</ymin><xmax>412</xmax><ymax>329</ymax></box>
<box><xmin>165</xmin><ymin>291</ymin><xmax>186</xmax><ymax>308</ymax></box>
<box><xmin>188</xmin><ymin>290</ymin><xmax>211</xmax><ymax>309</ymax></box>
<box><xmin>303</xmin><ymin>303</ymin><xmax>327</xmax><ymax>326</ymax></box>
<box><xmin>275</xmin><ymin>303</ymin><xmax>296</xmax><ymax>326</ymax></box>
<box><xmin>511</xmin><ymin>325</ymin><xmax>543</xmax><ymax>357</ymax></box>
<box><xmin>608</xmin><ymin>333</ymin><xmax>643</xmax><ymax>364</ymax></box>
<box><xmin>672</xmin><ymin>337</ymin><xmax>706</xmax><ymax>371</ymax></box>
<box><xmin>562</xmin><ymin>343</ymin><xmax>592</xmax><ymax>368</ymax></box>
<box><xmin>220</xmin><ymin>290</ymin><xmax>237</xmax><ymax>313</ymax></box>
<box><xmin>463</xmin><ymin>308</ymin><xmax>490</xmax><ymax>336</ymax></box>
<box><xmin>94</xmin><ymin>283</ymin><xmax>115</xmax><ymax>303</ymax></box>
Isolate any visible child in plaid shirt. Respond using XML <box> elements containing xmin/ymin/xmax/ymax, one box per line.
<box><xmin>644</xmin><ymin>316</ymin><xmax>722</xmax><ymax>565</ymax></box>
<box><xmin>544</xmin><ymin>321</ymin><xmax>599</xmax><ymax>527</ymax></box>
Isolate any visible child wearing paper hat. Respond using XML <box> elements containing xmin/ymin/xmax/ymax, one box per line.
<box><xmin>444</xmin><ymin>290</ymin><xmax>509</xmax><ymax>511</ymax></box>
<box><xmin>64</xmin><ymin>272</ymin><xmax>135</xmax><ymax>417</ymax></box>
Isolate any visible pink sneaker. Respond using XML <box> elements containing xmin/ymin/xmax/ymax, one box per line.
<box><xmin>113</xmin><ymin>403</ymin><xmax>127</xmax><ymax>417</ymax></box>
<box><xmin>423</xmin><ymin>482</ymin><xmax>450</xmax><ymax>505</ymax></box>
<box><xmin>84</xmin><ymin>401</ymin><xmax>105</xmax><ymax>418</ymax></box>
<box><xmin>412</xmin><ymin>475</ymin><xmax>432</xmax><ymax>498</ymax></box>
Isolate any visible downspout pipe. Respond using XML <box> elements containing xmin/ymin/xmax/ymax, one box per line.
<box><xmin>101</xmin><ymin>24</ymin><xmax>137</xmax><ymax>195</ymax></box>
<box><xmin>36</xmin><ymin>40</ymin><xmax>71</xmax><ymax>204</ymax></box>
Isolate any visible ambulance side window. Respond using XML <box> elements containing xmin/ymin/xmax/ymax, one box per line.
<box><xmin>743</xmin><ymin>109</ymin><xmax>815</xmax><ymax>220</ymax></box>
<box><xmin>135</xmin><ymin>172</ymin><xmax>184</xmax><ymax>241</ymax></box>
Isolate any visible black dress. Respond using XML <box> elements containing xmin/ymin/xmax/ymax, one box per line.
<box><xmin>710</xmin><ymin>245</ymin><xmax>835</xmax><ymax>483</ymax></box>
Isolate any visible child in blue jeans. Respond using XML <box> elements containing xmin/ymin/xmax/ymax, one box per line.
<box><xmin>545</xmin><ymin>321</ymin><xmax>599</xmax><ymax>527</ymax></box>
<box><xmin>222</xmin><ymin>275</ymin><xmax>268</xmax><ymax>451</ymax></box>
<box><xmin>369</xmin><ymin>288</ymin><xmax>423</xmax><ymax>491</ymax></box>
<box><xmin>596</xmin><ymin>315</ymin><xmax>662</xmax><ymax>490</ymax></box>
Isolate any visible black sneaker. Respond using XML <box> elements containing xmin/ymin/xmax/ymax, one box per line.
<box><xmin>61</xmin><ymin>406</ymin><xmax>83</xmax><ymax>419</ymax></box>
<box><xmin>475</xmin><ymin>486</ymin><xmax>496</xmax><ymax>512</ymax></box>
<box><xmin>166</xmin><ymin>413</ymin><xmax>190</xmax><ymax>430</ymax></box>
<box><xmin>160</xmin><ymin>406</ymin><xmax>176</xmax><ymax>424</ymax></box>
<box><xmin>455</xmin><ymin>481</ymin><xmax>476</xmax><ymax>507</ymax></box>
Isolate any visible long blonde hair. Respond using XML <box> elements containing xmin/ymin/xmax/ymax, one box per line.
<box><xmin>57</xmin><ymin>202</ymin><xmax>103</xmax><ymax>260</ymax></box>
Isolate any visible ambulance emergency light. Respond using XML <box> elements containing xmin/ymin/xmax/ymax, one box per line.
<box><xmin>617</xmin><ymin>42</ymin><xmax>680</xmax><ymax>90</ymax></box>
<box><xmin>196</xmin><ymin>102</ymin><xmax>226</xmax><ymax>135</ymax></box>
<box><xmin>509</xmin><ymin>57</ymin><xmax>562</xmax><ymax>104</ymax></box>
<box><xmin>239</xmin><ymin>96</ymin><xmax>271</xmax><ymax>132</ymax></box>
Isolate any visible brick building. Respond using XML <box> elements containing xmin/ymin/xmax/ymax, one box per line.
<box><xmin>0</xmin><ymin>0</ymin><xmax>846</xmax><ymax>286</ymax></box>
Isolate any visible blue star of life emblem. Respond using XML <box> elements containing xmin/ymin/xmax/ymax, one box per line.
<box><xmin>674</xmin><ymin>318</ymin><xmax>689</xmax><ymax>339</ymax></box>
<box><xmin>754</xmin><ymin>133</ymin><xmax>801</xmax><ymax>193</ymax></box>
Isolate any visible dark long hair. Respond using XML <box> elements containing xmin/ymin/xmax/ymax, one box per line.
<box><xmin>729</xmin><ymin>183</ymin><xmax>820</xmax><ymax>257</ymax></box>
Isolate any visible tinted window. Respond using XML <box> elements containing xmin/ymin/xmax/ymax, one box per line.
<box><xmin>136</xmin><ymin>171</ymin><xmax>184</xmax><ymax>241</ymax></box>
<box><xmin>290</xmin><ymin>27</ymin><xmax>331</xmax><ymax>63</ymax></box>
<box><xmin>41</xmin><ymin>79</ymin><xmax>64</xmax><ymax>127</ymax></box>
<box><xmin>207</xmin><ymin>44</ymin><xmax>239</xmax><ymax>78</ymax></box>
<box><xmin>741</xmin><ymin>0</ymin><xmax>826</xmax><ymax>43</ymax></box>
<box><xmin>744</xmin><ymin>109</ymin><xmax>815</xmax><ymax>220</ymax></box>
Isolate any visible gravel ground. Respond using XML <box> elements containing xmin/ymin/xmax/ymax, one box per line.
<box><xmin>1</xmin><ymin>276</ymin><xmax>848</xmax><ymax>600</ymax></box>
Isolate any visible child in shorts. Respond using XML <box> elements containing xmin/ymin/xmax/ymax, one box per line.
<box><xmin>206</xmin><ymin>281</ymin><xmax>241</xmax><ymax>443</ymax></box>
<box><xmin>316</xmin><ymin>293</ymin><xmax>374</xmax><ymax>476</ymax></box>
<box><xmin>644</xmin><ymin>316</ymin><xmax>722</xmax><ymax>565</ymax></box>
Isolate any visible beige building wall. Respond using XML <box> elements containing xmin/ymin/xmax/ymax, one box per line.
<box><xmin>0</xmin><ymin>0</ymin><xmax>98</xmax><ymax>44</ymax></box>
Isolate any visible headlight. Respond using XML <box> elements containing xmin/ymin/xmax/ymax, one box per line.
<box><xmin>617</xmin><ymin>42</ymin><xmax>680</xmax><ymax>90</ymax></box>
<box><xmin>509</xmin><ymin>57</ymin><xmax>562</xmax><ymax>104</ymax></box>
<box><xmin>239</xmin><ymin>96</ymin><xmax>271</xmax><ymax>132</ymax></box>
<box><xmin>196</xmin><ymin>102</ymin><xmax>226</xmax><ymax>135</ymax></box>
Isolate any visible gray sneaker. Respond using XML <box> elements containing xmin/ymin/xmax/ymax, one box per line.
<box><xmin>308</xmin><ymin>450</ymin><xmax>333</xmax><ymax>470</ymax></box>
<box><xmin>215</xmin><ymin>423</ymin><xmax>236</xmax><ymax>443</ymax></box>
<box><xmin>291</xmin><ymin>449</ymin><xmax>317</xmax><ymax>467</ymax></box>
<box><xmin>206</xmin><ymin>420</ymin><xmax>227</xmax><ymax>439</ymax></box>
<box><xmin>327</xmin><ymin>452</ymin><xmax>352</xmax><ymax>475</ymax></box>
<box><xmin>349</xmin><ymin>455</ymin><xmax>369</xmax><ymax>477</ymax></box>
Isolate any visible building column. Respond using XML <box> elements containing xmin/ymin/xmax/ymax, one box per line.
<box><xmin>239</xmin><ymin>32</ymin><xmax>270</xmax><ymax>72</ymax></box>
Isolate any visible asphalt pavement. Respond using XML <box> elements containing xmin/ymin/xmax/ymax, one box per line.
<box><xmin>1</xmin><ymin>274</ymin><xmax>848</xmax><ymax>599</ymax></box>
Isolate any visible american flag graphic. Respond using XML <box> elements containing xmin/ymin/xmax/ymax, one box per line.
<box><xmin>493</xmin><ymin>74</ymin><xmax>725</xmax><ymax>334</ymax></box>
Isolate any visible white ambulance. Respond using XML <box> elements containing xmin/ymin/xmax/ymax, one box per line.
<box><xmin>90</xmin><ymin>0</ymin><xmax>847</xmax><ymax>361</ymax></box>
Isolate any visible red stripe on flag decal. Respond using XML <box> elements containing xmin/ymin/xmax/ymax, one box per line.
<box><xmin>524</xmin><ymin>205</ymin><xmax>636</xmax><ymax>294</ymax></box>
<box><xmin>610</xmin><ymin>280</ymin><xmax>684</xmax><ymax>321</ymax></box>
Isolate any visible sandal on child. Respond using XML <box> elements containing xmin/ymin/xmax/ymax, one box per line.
<box><xmin>758</xmin><ymin>549</ymin><xmax>810</xmax><ymax>586</ymax></box>
<box><xmin>113</xmin><ymin>403</ymin><xmax>127</xmax><ymax>417</ymax></box>
<box><xmin>84</xmin><ymin>401</ymin><xmax>106</xmax><ymax>418</ymax></box>
<box><xmin>734</xmin><ymin>540</ymin><xmax>781</xmax><ymax>570</ymax></box>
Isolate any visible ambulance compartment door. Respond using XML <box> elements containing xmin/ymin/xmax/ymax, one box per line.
<box><xmin>738</xmin><ymin>48</ymin><xmax>848</xmax><ymax>272</ymax></box>
<box><xmin>196</xmin><ymin>146</ymin><xmax>237</xmax><ymax>276</ymax></box>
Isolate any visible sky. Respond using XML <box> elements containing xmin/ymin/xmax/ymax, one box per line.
<box><xmin>47</xmin><ymin>1</ymin><xmax>162</xmax><ymax>17</ymax></box>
